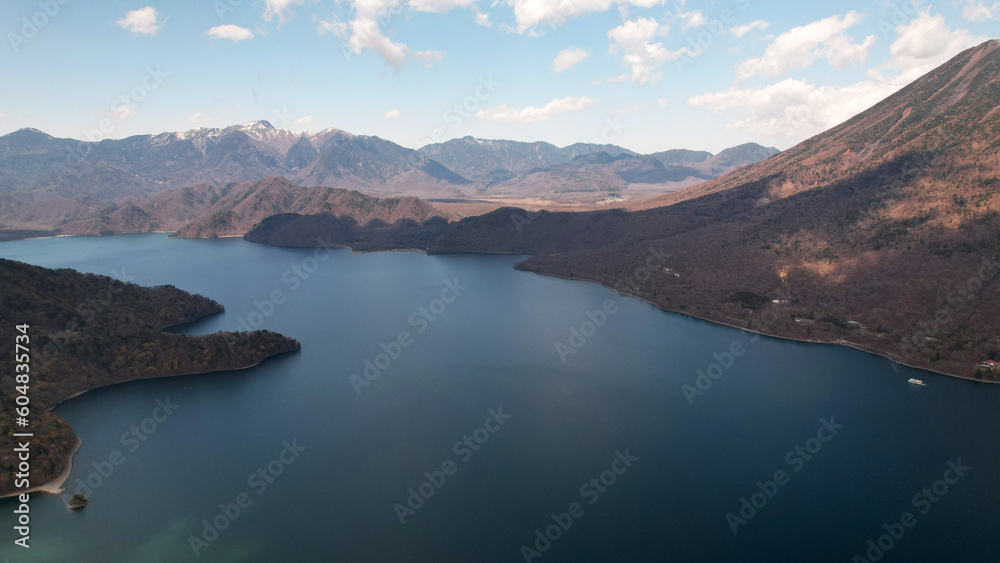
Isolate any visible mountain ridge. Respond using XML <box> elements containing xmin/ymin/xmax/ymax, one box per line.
<box><xmin>235</xmin><ymin>39</ymin><xmax>1000</xmax><ymax>381</ymax></box>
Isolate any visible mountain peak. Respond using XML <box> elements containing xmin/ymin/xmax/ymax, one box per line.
<box><xmin>642</xmin><ymin>37</ymin><xmax>1000</xmax><ymax>210</ymax></box>
<box><xmin>242</xmin><ymin>120</ymin><xmax>275</xmax><ymax>130</ymax></box>
<box><xmin>1</xmin><ymin>128</ymin><xmax>57</xmax><ymax>145</ymax></box>
<box><xmin>9</xmin><ymin>127</ymin><xmax>52</xmax><ymax>138</ymax></box>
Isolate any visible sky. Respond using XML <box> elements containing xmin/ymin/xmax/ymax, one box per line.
<box><xmin>0</xmin><ymin>0</ymin><xmax>995</xmax><ymax>154</ymax></box>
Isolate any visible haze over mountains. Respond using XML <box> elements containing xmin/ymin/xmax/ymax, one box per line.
<box><xmin>421</xmin><ymin>136</ymin><xmax>777</xmax><ymax>185</ymax></box>
<box><xmin>0</xmin><ymin>120</ymin><xmax>777</xmax><ymax>235</ymax></box>
<box><xmin>0</xmin><ymin>121</ymin><xmax>467</xmax><ymax>201</ymax></box>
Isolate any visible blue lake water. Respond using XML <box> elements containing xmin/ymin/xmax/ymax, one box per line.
<box><xmin>1</xmin><ymin>233</ymin><xmax>998</xmax><ymax>562</ymax></box>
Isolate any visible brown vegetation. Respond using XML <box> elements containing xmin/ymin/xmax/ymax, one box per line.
<box><xmin>0</xmin><ymin>259</ymin><xmax>300</xmax><ymax>496</ymax></box>
<box><xmin>245</xmin><ymin>40</ymin><xmax>1000</xmax><ymax>381</ymax></box>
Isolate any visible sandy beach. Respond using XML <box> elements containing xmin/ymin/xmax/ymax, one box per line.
<box><xmin>0</xmin><ymin>437</ymin><xmax>82</xmax><ymax>499</ymax></box>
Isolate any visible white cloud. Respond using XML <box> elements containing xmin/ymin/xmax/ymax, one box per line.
<box><xmin>676</xmin><ymin>9</ymin><xmax>706</xmax><ymax>31</ymax></box>
<box><xmin>958</xmin><ymin>0</ymin><xmax>1000</xmax><ymax>21</ymax></box>
<box><xmin>205</xmin><ymin>25</ymin><xmax>255</xmax><ymax>41</ymax></box>
<box><xmin>689</xmin><ymin>78</ymin><xmax>899</xmax><ymax>140</ymax></box>
<box><xmin>317</xmin><ymin>19</ymin><xmax>349</xmax><ymax>38</ymax></box>
<box><xmin>608</xmin><ymin>17</ymin><xmax>691</xmax><ymax>86</ymax></box>
<box><xmin>884</xmin><ymin>9</ymin><xmax>985</xmax><ymax>81</ymax></box>
<box><xmin>409</xmin><ymin>0</ymin><xmax>476</xmax><ymax>12</ymax></box>
<box><xmin>552</xmin><ymin>47</ymin><xmax>589</xmax><ymax>72</ymax></box>
<box><xmin>337</xmin><ymin>0</ymin><xmax>442</xmax><ymax>69</ymax></box>
<box><xmin>115</xmin><ymin>6</ymin><xmax>163</xmax><ymax>35</ymax></box>
<box><xmin>294</xmin><ymin>115</ymin><xmax>314</xmax><ymax>125</ymax></box>
<box><xmin>263</xmin><ymin>0</ymin><xmax>305</xmax><ymax>23</ymax></box>
<box><xmin>113</xmin><ymin>105</ymin><xmax>137</xmax><ymax>120</ymax></box>
<box><xmin>508</xmin><ymin>0</ymin><xmax>667</xmax><ymax>34</ymax></box>
<box><xmin>411</xmin><ymin>49</ymin><xmax>444</xmax><ymax>64</ymax></box>
<box><xmin>384</xmin><ymin>109</ymin><xmax>402</xmax><ymax>118</ymax></box>
<box><xmin>657</xmin><ymin>98</ymin><xmax>668</xmax><ymax>109</ymax></box>
<box><xmin>188</xmin><ymin>112</ymin><xmax>209</xmax><ymax>124</ymax></box>
<box><xmin>736</xmin><ymin>11</ymin><xmax>876</xmax><ymax>78</ymax></box>
<box><xmin>731</xmin><ymin>19</ymin><xmax>769</xmax><ymax>38</ymax></box>
<box><xmin>475</xmin><ymin>96</ymin><xmax>596</xmax><ymax>123</ymax></box>
<box><xmin>688</xmin><ymin>8</ymin><xmax>986</xmax><ymax>145</ymax></box>
<box><xmin>475</xmin><ymin>11</ymin><xmax>492</xmax><ymax>27</ymax></box>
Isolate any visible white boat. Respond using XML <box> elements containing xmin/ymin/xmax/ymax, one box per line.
<box><xmin>908</xmin><ymin>378</ymin><xmax>926</xmax><ymax>386</ymax></box>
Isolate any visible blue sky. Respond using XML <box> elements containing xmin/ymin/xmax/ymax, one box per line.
<box><xmin>0</xmin><ymin>0</ymin><xmax>995</xmax><ymax>153</ymax></box>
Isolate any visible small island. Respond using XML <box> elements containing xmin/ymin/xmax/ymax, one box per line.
<box><xmin>67</xmin><ymin>494</ymin><xmax>88</xmax><ymax>509</ymax></box>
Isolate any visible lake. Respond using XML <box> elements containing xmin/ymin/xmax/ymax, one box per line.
<box><xmin>2</xmin><ymin>233</ymin><xmax>999</xmax><ymax>562</ymax></box>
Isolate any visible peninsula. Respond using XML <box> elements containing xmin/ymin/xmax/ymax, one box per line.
<box><xmin>0</xmin><ymin>259</ymin><xmax>300</xmax><ymax>497</ymax></box>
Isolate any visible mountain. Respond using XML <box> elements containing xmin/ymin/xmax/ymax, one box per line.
<box><xmin>0</xmin><ymin>121</ymin><xmax>469</xmax><ymax>204</ymax></box>
<box><xmin>244</xmin><ymin>212</ymin><xmax>451</xmax><ymax>251</ymax></box>
<box><xmin>473</xmin><ymin>143</ymin><xmax>779</xmax><ymax>203</ymax></box>
<box><xmin>0</xmin><ymin>122</ymin><xmax>778</xmax><ymax>230</ymax></box>
<box><xmin>40</xmin><ymin>176</ymin><xmax>447</xmax><ymax>238</ymax></box>
<box><xmin>416</xmin><ymin>136</ymin><xmax>778</xmax><ymax>191</ymax></box>
<box><xmin>0</xmin><ymin>259</ymin><xmax>300</xmax><ymax>496</ymax></box>
<box><xmin>243</xmin><ymin>40</ymin><xmax>1000</xmax><ymax>380</ymax></box>
<box><xmin>417</xmin><ymin>136</ymin><xmax>637</xmax><ymax>183</ymax></box>
<box><xmin>168</xmin><ymin>176</ymin><xmax>445</xmax><ymax>238</ymax></box>
<box><xmin>646</xmin><ymin>148</ymin><xmax>713</xmax><ymax>167</ymax></box>
<box><xmin>634</xmin><ymin>40</ymin><xmax>999</xmax><ymax>210</ymax></box>
<box><xmin>486</xmin><ymin>39</ymin><xmax>1000</xmax><ymax>379</ymax></box>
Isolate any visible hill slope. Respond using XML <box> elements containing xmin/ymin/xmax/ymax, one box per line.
<box><xmin>635</xmin><ymin>40</ymin><xmax>1000</xmax><ymax>210</ymax></box>
<box><xmin>496</xmin><ymin>40</ymin><xmax>1000</xmax><ymax>379</ymax></box>
<box><xmin>244</xmin><ymin>40</ymin><xmax>1000</xmax><ymax>380</ymax></box>
<box><xmin>8</xmin><ymin>176</ymin><xmax>448</xmax><ymax>238</ymax></box>
<box><xmin>166</xmin><ymin>176</ymin><xmax>446</xmax><ymax>238</ymax></box>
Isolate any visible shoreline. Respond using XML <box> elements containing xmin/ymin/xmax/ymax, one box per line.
<box><xmin>0</xmin><ymin>437</ymin><xmax>82</xmax><ymax>500</ymax></box>
<box><xmin>48</xmin><ymin>348</ymin><xmax>296</xmax><ymax>409</ymax></box>
<box><xmin>0</xmin><ymin>233</ymin><xmax>72</xmax><ymax>242</ymax></box>
<box><xmin>250</xmin><ymin>235</ymin><xmax>991</xmax><ymax>384</ymax></box>
<box><xmin>520</xmin><ymin>267</ymin><xmax>995</xmax><ymax>385</ymax></box>
<box><xmin>11</xmin><ymin>232</ymin><xmax>993</xmax><ymax>383</ymax></box>
<box><xmin>1</xmin><ymin>231</ymin><xmax>180</xmax><ymax>243</ymax></box>
<box><xmin>0</xmin><ymin>347</ymin><xmax>299</xmax><ymax>500</ymax></box>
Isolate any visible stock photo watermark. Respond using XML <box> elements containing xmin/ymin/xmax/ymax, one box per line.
<box><xmin>674</xmin><ymin>0</ymin><xmax>753</xmax><ymax>71</ymax></box>
<box><xmin>518</xmin><ymin>449</ymin><xmax>638</xmax><ymax>561</ymax></box>
<box><xmin>7</xmin><ymin>0</ymin><xmax>70</xmax><ymax>53</ymax></box>
<box><xmin>850</xmin><ymin>459</ymin><xmax>970</xmax><ymax>562</ymax></box>
<box><xmin>52</xmin><ymin>66</ymin><xmax>168</xmax><ymax>177</ymax></box>
<box><xmin>393</xmin><ymin>407</ymin><xmax>512</xmax><ymax>524</ymax></box>
<box><xmin>681</xmin><ymin>284</ymin><xmax>793</xmax><ymax>405</ymax></box>
<box><xmin>419</xmin><ymin>75</ymin><xmax>501</xmax><ymax>147</ymax></box>
<box><xmin>554</xmin><ymin>245</ymin><xmax>674</xmax><ymax>362</ymax></box>
<box><xmin>350</xmin><ymin>278</ymin><xmax>468</xmax><ymax>395</ymax></box>
<box><xmin>61</xmin><ymin>397</ymin><xmax>179</xmax><ymax>502</ymax></box>
<box><xmin>188</xmin><ymin>439</ymin><xmax>306</xmax><ymax>557</ymax></box>
<box><xmin>231</xmin><ymin>236</ymin><xmax>341</xmax><ymax>332</ymax></box>
<box><xmin>726</xmin><ymin>417</ymin><xmax>844</xmax><ymax>535</ymax></box>
<box><xmin>555</xmin><ymin>299</ymin><xmax>619</xmax><ymax>363</ymax></box>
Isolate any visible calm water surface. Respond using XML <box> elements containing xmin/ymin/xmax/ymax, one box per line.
<box><xmin>1</xmin><ymin>234</ymin><xmax>998</xmax><ymax>562</ymax></box>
